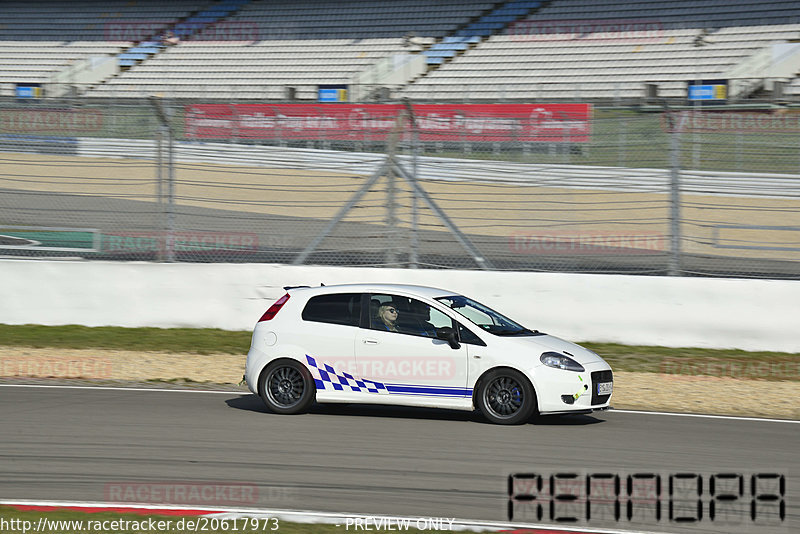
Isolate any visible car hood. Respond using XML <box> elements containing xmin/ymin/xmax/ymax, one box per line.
<box><xmin>503</xmin><ymin>334</ymin><xmax>607</xmax><ymax>366</ymax></box>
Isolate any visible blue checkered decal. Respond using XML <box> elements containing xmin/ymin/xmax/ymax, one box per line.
<box><xmin>306</xmin><ymin>355</ymin><xmax>388</xmax><ymax>394</ymax></box>
<box><xmin>305</xmin><ymin>355</ymin><xmax>471</xmax><ymax>397</ymax></box>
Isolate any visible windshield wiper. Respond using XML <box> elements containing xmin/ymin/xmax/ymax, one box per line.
<box><xmin>496</xmin><ymin>327</ymin><xmax>542</xmax><ymax>336</ymax></box>
<box><xmin>481</xmin><ymin>325</ymin><xmax>543</xmax><ymax>336</ymax></box>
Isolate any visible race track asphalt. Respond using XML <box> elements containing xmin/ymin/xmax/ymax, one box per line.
<box><xmin>0</xmin><ymin>385</ymin><xmax>797</xmax><ymax>533</ymax></box>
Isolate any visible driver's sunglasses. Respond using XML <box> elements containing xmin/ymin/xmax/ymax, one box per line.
<box><xmin>386</xmin><ymin>307</ymin><xmax>398</xmax><ymax>313</ymax></box>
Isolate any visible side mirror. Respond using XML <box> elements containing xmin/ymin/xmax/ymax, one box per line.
<box><xmin>436</xmin><ymin>327</ymin><xmax>461</xmax><ymax>350</ymax></box>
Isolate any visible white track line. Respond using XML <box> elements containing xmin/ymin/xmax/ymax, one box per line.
<box><xmin>0</xmin><ymin>384</ymin><xmax>797</xmax><ymax>423</ymax></box>
<box><xmin>610</xmin><ymin>408</ymin><xmax>800</xmax><ymax>424</ymax></box>
<box><xmin>0</xmin><ymin>499</ymin><xmax>670</xmax><ymax>534</ymax></box>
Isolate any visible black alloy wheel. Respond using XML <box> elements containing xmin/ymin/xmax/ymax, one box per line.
<box><xmin>477</xmin><ymin>368</ymin><xmax>536</xmax><ymax>425</ymax></box>
<box><xmin>259</xmin><ymin>359</ymin><xmax>315</xmax><ymax>414</ymax></box>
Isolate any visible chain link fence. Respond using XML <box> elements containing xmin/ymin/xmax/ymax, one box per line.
<box><xmin>1</xmin><ymin>97</ymin><xmax>799</xmax><ymax>278</ymax></box>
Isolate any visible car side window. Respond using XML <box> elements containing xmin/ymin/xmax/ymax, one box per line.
<box><xmin>369</xmin><ymin>294</ymin><xmax>453</xmax><ymax>338</ymax></box>
<box><xmin>458</xmin><ymin>322</ymin><xmax>487</xmax><ymax>346</ymax></box>
<box><xmin>301</xmin><ymin>293</ymin><xmax>361</xmax><ymax>327</ymax></box>
<box><xmin>456</xmin><ymin>305</ymin><xmax>495</xmax><ymax>327</ymax></box>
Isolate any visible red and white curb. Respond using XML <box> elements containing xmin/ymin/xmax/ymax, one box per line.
<box><xmin>0</xmin><ymin>500</ymin><xmax>672</xmax><ymax>534</ymax></box>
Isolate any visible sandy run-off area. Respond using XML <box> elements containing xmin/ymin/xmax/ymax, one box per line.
<box><xmin>1</xmin><ymin>347</ymin><xmax>797</xmax><ymax>420</ymax></box>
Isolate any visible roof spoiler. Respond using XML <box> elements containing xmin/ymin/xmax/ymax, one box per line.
<box><xmin>282</xmin><ymin>283</ymin><xmax>326</xmax><ymax>291</ymax></box>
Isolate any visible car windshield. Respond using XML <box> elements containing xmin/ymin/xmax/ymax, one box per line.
<box><xmin>435</xmin><ymin>295</ymin><xmax>542</xmax><ymax>336</ymax></box>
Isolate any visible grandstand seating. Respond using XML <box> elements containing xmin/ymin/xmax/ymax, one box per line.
<box><xmin>402</xmin><ymin>0</ymin><xmax>800</xmax><ymax>101</ymax></box>
<box><xmin>87</xmin><ymin>39</ymin><xmax>419</xmax><ymax>99</ymax></box>
<box><xmin>424</xmin><ymin>1</ymin><xmax>540</xmax><ymax>65</ymax></box>
<box><xmin>0</xmin><ymin>0</ymin><xmax>198</xmax><ymax>95</ymax></box>
<box><xmin>0</xmin><ymin>41</ymin><xmax>127</xmax><ymax>96</ymax></box>
<box><xmin>1</xmin><ymin>0</ymin><xmax>799</xmax><ymax>101</ymax></box>
<box><xmin>84</xmin><ymin>0</ymin><xmax>495</xmax><ymax>99</ymax></box>
<box><xmin>0</xmin><ymin>0</ymin><xmax>200</xmax><ymax>41</ymax></box>
<box><xmin>402</xmin><ymin>24</ymin><xmax>800</xmax><ymax>101</ymax></box>
<box><xmin>193</xmin><ymin>0</ymin><xmax>496</xmax><ymax>40</ymax></box>
<box><xmin>536</xmin><ymin>0</ymin><xmax>800</xmax><ymax>27</ymax></box>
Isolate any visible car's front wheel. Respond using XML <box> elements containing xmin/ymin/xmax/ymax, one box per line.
<box><xmin>476</xmin><ymin>368</ymin><xmax>536</xmax><ymax>425</ymax></box>
<box><xmin>258</xmin><ymin>359</ymin><xmax>316</xmax><ymax>415</ymax></box>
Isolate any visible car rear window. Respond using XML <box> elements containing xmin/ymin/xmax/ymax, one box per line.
<box><xmin>301</xmin><ymin>293</ymin><xmax>361</xmax><ymax>327</ymax></box>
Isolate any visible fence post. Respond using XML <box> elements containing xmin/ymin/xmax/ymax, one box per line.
<box><xmin>385</xmin><ymin>109</ymin><xmax>406</xmax><ymax>267</ymax></box>
<box><xmin>149</xmin><ymin>96</ymin><xmax>176</xmax><ymax>262</ymax></box>
<box><xmin>737</xmin><ymin>130</ymin><xmax>743</xmax><ymax>171</ymax></box>
<box><xmin>669</xmin><ymin>126</ymin><xmax>682</xmax><ymax>276</ymax></box>
<box><xmin>166</xmin><ymin>117</ymin><xmax>175</xmax><ymax>262</ymax></box>
<box><xmin>692</xmin><ymin>105</ymin><xmax>701</xmax><ymax>169</ymax></box>
<box><xmin>155</xmin><ymin>124</ymin><xmax>165</xmax><ymax>261</ymax></box>
<box><xmin>386</xmin><ymin>147</ymin><xmax>397</xmax><ymax>267</ymax></box>
<box><xmin>404</xmin><ymin>99</ymin><xmax>419</xmax><ymax>269</ymax></box>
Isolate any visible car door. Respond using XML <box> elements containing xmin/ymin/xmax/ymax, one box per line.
<box><xmin>354</xmin><ymin>293</ymin><xmax>469</xmax><ymax>397</ymax></box>
<box><xmin>298</xmin><ymin>292</ymin><xmax>360</xmax><ymax>391</ymax></box>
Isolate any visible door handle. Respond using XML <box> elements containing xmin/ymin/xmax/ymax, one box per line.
<box><xmin>362</xmin><ymin>338</ymin><xmax>378</xmax><ymax>344</ymax></box>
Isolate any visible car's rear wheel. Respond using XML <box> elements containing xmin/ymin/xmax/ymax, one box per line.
<box><xmin>476</xmin><ymin>368</ymin><xmax>536</xmax><ymax>425</ymax></box>
<box><xmin>259</xmin><ymin>359</ymin><xmax>315</xmax><ymax>414</ymax></box>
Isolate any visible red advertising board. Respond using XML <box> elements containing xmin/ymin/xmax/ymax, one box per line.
<box><xmin>184</xmin><ymin>103</ymin><xmax>592</xmax><ymax>143</ymax></box>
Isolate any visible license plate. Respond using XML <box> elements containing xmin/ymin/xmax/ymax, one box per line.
<box><xmin>597</xmin><ymin>382</ymin><xmax>613</xmax><ymax>395</ymax></box>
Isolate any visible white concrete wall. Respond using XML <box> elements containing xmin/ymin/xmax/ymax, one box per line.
<box><xmin>1</xmin><ymin>259</ymin><xmax>798</xmax><ymax>352</ymax></box>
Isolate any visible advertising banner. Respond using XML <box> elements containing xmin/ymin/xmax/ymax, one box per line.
<box><xmin>184</xmin><ymin>103</ymin><xmax>592</xmax><ymax>143</ymax></box>
<box><xmin>687</xmin><ymin>79</ymin><xmax>727</xmax><ymax>101</ymax></box>
<box><xmin>15</xmin><ymin>84</ymin><xmax>42</xmax><ymax>99</ymax></box>
<box><xmin>0</xmin><ymin>226</ymin><xmax>100</xmax><ymax>252</ymax></box>
<box><xmin>318</xmin><ymin>85</ymin><xmax>348</xmax><ymax>102</ymax></box>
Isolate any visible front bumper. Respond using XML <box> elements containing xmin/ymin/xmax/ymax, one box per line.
<box><xmin>540</xmin><ymin>406</ymin><xmax>611</xmax><ymax>416</ymax></box>
<box><xmin>533</xmin><ymin>362</ymin><xmax>613</xmax><ymax>414</ymax></box>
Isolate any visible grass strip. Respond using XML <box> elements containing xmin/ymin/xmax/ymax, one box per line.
<box><xmin>583</xmin><ymin>342</ymin><xmax>800</xmax><ymax>382</ymax></box>
<box><xmin>0</xmin><ymin>324</ymin><xmax>797</xmax><ymax>381</ymax></box>
<box><xmin>0</xmin><ymin>324</ymin><xmax>250</xmax><ymax>355</ymax></box>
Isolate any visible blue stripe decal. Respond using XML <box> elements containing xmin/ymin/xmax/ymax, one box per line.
<box><xmin>386</xmin><ymin>385</ymin><xmax>472</xmax><ymax>396</ymax></box>
<box><xmin>306</xmin><ymin>355</ymin><xmax>469</xmax><ymax>397</ymax></box>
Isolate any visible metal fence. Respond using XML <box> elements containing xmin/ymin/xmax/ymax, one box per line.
<box><xmin>1</xmin><ymin>97</ymin><xmax>799</xmax><ymax>278</ymax></box>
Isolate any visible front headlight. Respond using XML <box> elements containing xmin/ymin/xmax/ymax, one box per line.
<box><xmin>540</xmin><ymin>351</ymin><xmax>585</xmax><ymax>372</ymax></box>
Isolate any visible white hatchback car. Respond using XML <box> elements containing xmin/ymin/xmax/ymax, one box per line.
<box><xmin>245</xmin><ymin>284</ymin><xmax>613</xmax><ymax>425</ymax></box>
